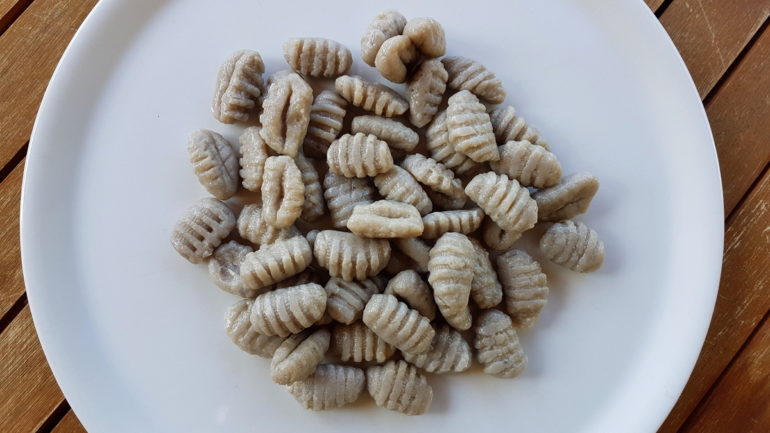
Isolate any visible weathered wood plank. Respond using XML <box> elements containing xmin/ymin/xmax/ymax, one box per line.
<box><xmin>681</xmin><ymin>314</ymin><xmax>770</xmax><ymax>432</ymax></box>
<box><xmin>51</xmin><ymin>409</ymin><xmax>86</xmax><ymax>433</ymax></box>
<box><xmin>0</xmin><ymin>0</ymin><xmax>98</xmax><ymax>171</ymax></box>
<box><xmin>708</xmin><ymin>25</ymin><xmax>770</xmax><ymax>215</ymax></box>
<box><xmin>0</xmin><ymin>161</ymin><xmax>24</xmax><ymax>321</ymax></box>
<box><xmin>659</xmin><ymin>0</ymin><xmax>770</xmax><ymax>97</ymax></box>
<box><xmin>0</xmin><ymin>305</ymin><xmax>64</xmax><ymax>432</ymax></box>
<box><xmin>659</xmin><ymin>169</ymin><xmax>770</xmax><ymax>432</ymax></box>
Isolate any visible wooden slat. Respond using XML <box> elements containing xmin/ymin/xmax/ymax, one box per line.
<box><xmin>644</xmin><ymin>0</ymin><xmax>666</xmax><ymax>13</ymax></box>
<box><xmin>708</xmin><ymin>25</ymin><xmax>770</xmax><ymax>215</ymax></box>
<box><xmin>0</xmin><ymin>305</ymin><xmax>64</xmax><ymax>432</ymax></box>
<box><xmin>0</xmin><ymin>161</ymin><xmax>24</xmax><ymax>320</ymax></box>
<box><xmin>0</xmin><ymin>0</ymin><xmax>98</xmax><ymax>171</ymax></box>
<box><xmin>51</xmin><ymin>409</ymin><xmax>86</xmax><ymax>433</ymax></box>
<box><xmin>659</xmin><ymin>0</ymin><xmax>770</xmax><ymax>97</ymax></box>
<box><xmin>659</xmin><ymin>169</ymin><xmax>770</xmax><ymax>432</ymax></box>
<box><xmin>681</xmin><ymin>314</ymin><xmax>770</xmax><ymax>432</ymax></box>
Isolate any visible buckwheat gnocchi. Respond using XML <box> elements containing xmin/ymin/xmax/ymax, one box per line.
<box><xmin>295</xmin><ymin>153</ymin><xmax>325</xmax><ymax>222</ymax></box>
<box><xmin>327</xmin><ymin>133</ymin><xmax>394</xmax><ymax>178</ymax></box>
<box><xmin>351</xmin><ymin>115</ymin><xmax>419</xmax><ymax>152</ymax></box>
<box><xmin>428</xmin><ymin>233</ymin><xmax>475</xmax><ymax>330</ymax></box>
<box><xmin>250</xmin><ymin>283</ymin><xmax>327</xmax><ymax>337</ymax></box>
<box><xmin>303</xmin><ymin>90</ymin><xmax>348</xmax><ymax>158</ymax></box>
<box><xmin>401</xmin><ymin>154</ymin><xmax>466</xmax><ymax>208</ymax></box>
<box><xmin>402</xmin><ymin>325</ymin><xmax>472</xmax><ymax>374</ymax></box>
<box><xmin>540</xmin><ymin>220</ymin><xmax>605</xmax><ymax>273</ymax></box>
<box><xmin>393</xmin><ymin>237</ymin><xmax>431</xmax><ymax>273</ymax></box>
<box><xmin>533</xmin><ymin>172</ymin><xmax>600</xmax><ymax>222</ymax></box>
<box><xmin>367</xmin><ymin>360</ymin><xmax>433</xmax><ymax>415</ymax></box>
<box><xmin>323</xmin><ymin>173</ymin><xmax>375</xmax><ymax>229</ymax></box>
<box><xmin>313</xmin><ymin>230</ymin><xmax>391</xmax><ymax>281</ymax></box>
<box><xmin>208</xmin><ymin>241</ymin><xmax>254</xmax><ymax>298</ymax></box>
<box><xmin>489</xmin><ymin>105</ymin><xmax>550</xmax><ymax>149</ymax></box>
<box><xmin>271</xmin><ymin>329</ymin><xmax>331</xmax><ymax>384</ymax></box>
<box><xmin>212</xmin><ymin>50</ymin><xmax>264</xmax><ymax>124</ymax></box>
<box><xmin>171</xmin><ymin>198</ymin><xmax>235</xmax><ymax>264</ymax></box>
<box><xmin>225</xmin><ymin>299</ymin><xmax>285</xmax><ymax>357</ymax></box>
<box><xmin>469</xmin><ymin>239</ymin><xmax>503</xmax><ymax>309</ymax></box>
<box><xmin>259</xmin><ymin>71</ymin><xmax>312</xmax><ymax>157</ymax></box>
<box><xmin>283</xmin><ymin>38</ymin><xmax>352</xmax><ymax>78</ymax></box>
<box><xmin>403</xmin><ymin>17</ymin><xmax>446</xmax><ymax>58</ymax></box>
<box><xmin>465</xmin><ymin>172</ymin><xmax>537</xmax><ymax>234</ymax></box>
<box><xmin>363</xmin><ymin>294</ymin><xmax>435</xmax><ymax>354</ymax></box>
<box><xmin>425</xmin><ymin>111</ymin><xmax>480</xmax><ymax>175</ymax></box>
<box><xmin>332</xmin><ymin>322</ymin><xmax>396</xmax><ymax>363</ymax></box>
<box><xmin>237</xmin><ymin>204</ymin><xmax>300</xmax><ymax>247</ymax></box>
<box><xmin>442</xmin><ymin>56</ymin><xmax>506</xmax><ymax>104</ymax></box>
<box><xmin>407</xmin><ymin>59</ymin><xmax>448</xmax><ymax>127</ymax></box>
<box><xmin>474</xmin><ymin>309</ymin><xmax>528</xmax><ymax>378</ymax></box>
<box><xmin>334</xmin><ymin>75</ymin><xmax>408</xmax><ymax>117</ymax></box>
<box><xmin>361</xmin><ymin>10</ymin><xmax>407</xmax><ymax>66</ymax></box>
<box><xmin>374</xmin><ymin>166</ymin><xmax>432</xmax><ymax>216</ymax></box>
<box><xmin>421</xmin><ymin>208</ymin><xmax>485</xmax><ymax>239</ymax></box>
<box><xmin>240</xmin><ymin>236</ymin><xmax>313</xmax><ymax>290</ymax></box>
<box><xmin>482</xmin><ymin>218</ymin><xmax>522</xmax><ymax>251</ymax></box>
<box><xmin>187</xmin><ymin>129</ymin><xmax>239</xmax><ymax>200</ymax></box>
<box><xmin>287</xmin><ymin>364</ymin><xmax>366</xmax><ymax>410</ymax></box>
<box><xmin>177</xmin><ymin>10</ymin><xmax>612</xmax><ymax>415</ymax></box>
<box><xmin>238</xmin><ymin>126</ymin><xmax>269</xmax><ymax>192</ymax></box>
<box><xmin>347</xmin><ymin>200</ymin><xmax>424</xmax><ymax>238</ymax></box>
<box><xmin>261</xmin><ymin>156</ymin><xmax>305</xmax><ymax>228</ymax></box>
<box><xmin>325</xmin><ymin>277</ymin><xmax>382</xmax><ymax>325</ymax></box>
<box><xmin>447</xmin><ymin>90</ymin><xmax>499</xmax><ymax>163</ymax></box>
<box><xmin>375</xmin><ymin>35</ymin><xmax>418</xmax><ymax>83</ymax></box>
<box><xmin>384</xmin><ymin>270</ymin><xmax>437</xmax><ymax>321</ymax></box>
<box><xmin>496</xmin><ymin>250</ymin><xmax>549</xmax><ymax>329</ymax></box>
<box><xmin>491</xmin><ymin>140</ymin><xmax>562</xmax><ymax>188</ymax></box>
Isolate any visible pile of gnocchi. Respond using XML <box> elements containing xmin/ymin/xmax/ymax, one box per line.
<box><xmin>171</xmin><ymin>10</ymin><xmax>604</xmax><ymax>415</ymax></box>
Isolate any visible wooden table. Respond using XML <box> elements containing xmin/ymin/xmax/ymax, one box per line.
<box><xmin>0</xmin><ymin>1</ymin><xmax>768</xmax><ymax>431</ymax></box>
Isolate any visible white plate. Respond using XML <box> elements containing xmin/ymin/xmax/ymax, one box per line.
<box><xmin>21</xmin><ymin>0</ymin><xmax>723</xmax><ymax>432</ymax></box>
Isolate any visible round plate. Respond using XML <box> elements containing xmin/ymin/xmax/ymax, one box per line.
<box><xmin>21</xmin><ymin>0</ymin><xmax>723</xmax><ymax>432</ymax></box>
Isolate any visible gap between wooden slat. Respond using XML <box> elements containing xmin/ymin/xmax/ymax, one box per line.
<box><xmin>703</xmin><ymin>18</ymin><xmax>769</xmax><ymax>107</ymax></box>
<box><xmin>655</xmin><ymin>0</ymin><xmax>674</xmax><ymax>17</ymax></box>
<box><xmin>35</xmin><ymin>399</ymin><xmax>70</xmax><ymax>433</ymax></box>
<box><xmin>0</xmin><ymin>141</ymin><xmax>27</xmax><ymax>184</ymax></box>
<box><xmin>0</xmin><ymin>292</ymin><xmax>27</xmax><ymax>334</ymax></box>
<box><xmin>0</xmin><ymin>0</ymin><xmax>34</xmax><ymax>36</ymax></box>
<box><xmin>725</xmin><ymin>161</ymin><xmax>770</xmax><ymax>226</ymax></box>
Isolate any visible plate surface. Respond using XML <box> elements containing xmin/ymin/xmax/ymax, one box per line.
<box><xmin>21</xmin><ymin>1</ymin><xmax>723</xmax><ymax>432</ymax></box>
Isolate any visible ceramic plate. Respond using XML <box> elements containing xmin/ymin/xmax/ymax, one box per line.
<box><xmin>21</xmin><ymin>0</ymin><xmax>723</xmax><ymax>431</ymax></box>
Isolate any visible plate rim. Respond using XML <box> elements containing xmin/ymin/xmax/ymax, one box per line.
<box><xmin>20</xmin><ymin>0</ymin><xmax>724</xmax><ymax>431</ymax></box>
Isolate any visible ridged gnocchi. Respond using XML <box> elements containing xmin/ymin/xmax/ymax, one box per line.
<box><xmin>259</xmin><ymin>72</ymin><xmax>312</xmax><ymax>157</ymax></box>
<box><xmin>323</xmin><ymin>173</ymin><xmax>375</xmax><ymax>229</ymax></box>
<box><xmin>363</xmin><ymin>294</ymin><xmax>435</xmax><ymax>354</ymax></box>
<box><xmin>208</xmin><ymin>241</ymin><xmax>254</xmax><ymax>297</ymax></box>
<box><xmin>421</xmin><ymin>208</ymin><xmax>484</xmax><ymax>239</ymax></box>
<box><xmin>212</xmin><ymin>50</ymin><xmax>264</xmax><ymax>123</ymax></box>
<box><xmin>303</xmin><ymin>90</ymin><xmax>348</xmax><ymax>158</ymax></box>
<box><xmin>465</xmin><ymin>172</ymin><xmax>537</xmax><ymax>234</ymax></box>
<box><xmin>271</xmin><ymin>329</ymin><xmax>331</xmax><ymax>384</ymax></box>
<box><xmin>351</xmin><ymin>115</ymin><xmax>419</xmax><ymax>152</ymax></box>
<box><xmin>425</xmin><ymin>111</ymin><xmax>480</xmax><ymax>175</ymax></box>
<box><xmin>313</xmin><ymin>230</ymin><xmax>391</xmax><ymax>281</ymax></box>
<box><xmin>287</xmin><ymin>364</ymin><xmax>366</xmax><ymax>410</ymax></box>
<box><xmin>187</xmin><ymin>129</ymin><xmax>239</xmax><ymax>200</ymax></box>
<box><xmin>224</xmin><ymin>299</ymin><xmax>285</xmax><ymax>357</ymax></box>
<box><xmin>446</xmin><ymin>90</ymin><xmax>499</xmax><ymax>163</ymax></box>
<box><xmin>332</xmin><ymin>322</ymin><xmax>395</xmax><ymax>363</ymax></box>
<box><xmin>249</xmin><ymin>283</ymin><xmax>327</xmax><ymax>337</ymax></box>
<box><xmin>283</xmin><ymin>38</ymin><xmax>352</xmax><ymax>78</ymax></box>
<box><xmin>540</xmin><ymin>220</ymin><xmax>605</xmax><ymax>272</ymax></box>
<box><xmin>360</xmin><ymin>10</ymin><xmax>407</xmax><ymax>66</ymax></box>
<box><xmin>533</xmin><ymin>172</ymin><xmax>599</xmax><ymax>222</ymax></box>
<box><xmin>428</xmin><ymin>233</ymin><xmax>474</xmax><ymax>330</ymax></box>
<box><xmin>238</xmin><ymin>126</ymin><xmax>269</xmax><ymax>192</ymax></box>
<box><xmin>474</xmin><ymin>309</ymin><xmax>527</xmax><ymax>378</ymax></box>
<box><xmin>171</xmin><ymin>198</ymin><xmax>235</xmax><ymax>264</ymax></box>
<box><xmin>407</xmin><ymin>59</ymin><xmax>448</xmax><ymax>128</ymax></box>
<box><xmin>240</xmin><ymin>236</ymin><xmax>313</xmax><ymax>290</ymax></box>
<box><xmin>384</xmin><ymin>270</ymin><xmax>436</xmax><ymax>321</ymax></box>
<box><xmin>295</xmin><ymin>153</ymin><xmax>325</xmax><ymax>222</ymax></box>
<box><xmin>347</xmin><ymin>200</ymin><xmax>424</xmax><ymax>238</ymax></box>
<box><xmin>402</xmin><ymin>325</ymin><xmax>471</xmax><ymax>374</ymax></box>
<box><xmin>261</xmin><ymin>156</ymin><xmax>305</xmax><ymax>228</ymax></box>
<box><xmin>490</xmin><ymin>140</ymin><xmax>562</xmax><ymax>188</ymax></box>
<box><xmin>496</xmin><ymin>250</ymin><xmax>549</xmax><ymax>329</ymax></box>
<box><xmin>442</xmin><ymin>56</ymin><xmax>506</xmax><ymax>104</ymax></box>
<box><xmin>237</xmin><ymin>204</ymin><xmax>300</xmax><ymax>247</ymax></box>
<box><xmin>335</xmin><ymin>75</ymin><xmax>408</xmax><ymax>117</ymax></box>
<box><xmin>367</xmin><ymin>360</ymin><xmax>433</xmax><ymax>415</ymax></box>
<box><xmin>327</xmin><ymin>133</ymin><xmax>394</xmax><ymax>178</ymax></box>
<box><xmin>325</xmin><ymin>277</ymin><xmax>382</xmax><ymax>325</ymax></box>
<box><xmin>489</xmin><ymin>105</ymin><xmax>549</xmax><ymax>149</ymax></box>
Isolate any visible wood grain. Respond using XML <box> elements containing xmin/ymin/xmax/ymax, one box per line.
<box><xmin>659</xmin><ymin>169</ymin><xmax>770</xmax><ymax>432</ymax></box>
<box><xmin>0</xmin><ymin>161</ymin><xmax>24</xmax><ymax>321</ymax></box>
<box><xmin>0</xmin><ymin>305</ymin><xmax>64</xmax><ymax>432</ymax></box>
<box><xmin>0</xmin><ymin>0</ymin><xmax>98</xmax><ymax>171</ymax></box>
<box><xmin>681</xmin><ymin>313</ymin><xmax>770</xmax><ymax>432</ymax></box>
<box><xmin>708</xmin><ymin>25</ymin><xmax>770</xmax><ymax>215</ymax></box>
<box><xmin>51</xmin><ymin>409</ymin><xmax>86</xmax><ymax>433</ymax></box>
<box><xmin>659</xmin><ymin>0</ymin><xmax>770</xmax><ymax>97</ymax></box>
